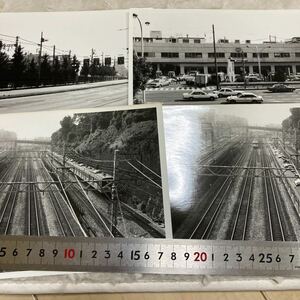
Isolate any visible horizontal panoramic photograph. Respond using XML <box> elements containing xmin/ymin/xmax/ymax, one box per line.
<box><xmin>0</xmin><ymin>10</ymin><xmax>128</xmax><ymax>113</ymax></box>
<box><xmin>0</xmin><ymin>106</ymin><xmax>167</xmax><ymax>238</ymax></box>
<box><xmin>131</xmin><ymin>9</ymin><xmax>300</xmax><ymax>105</ymax></box>
<box><xmin>164</xmin><ymin>104</ymin><xmax>300</xmax><ymax>241</ymax></box>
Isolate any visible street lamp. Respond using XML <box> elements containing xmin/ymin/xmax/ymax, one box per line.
<box><xmin>133</xmin><ymin>13</ymin><xmax>150</xmax><ymax>58</ymax></box>
<box><xmin>133</xmin><ymin>13</ymin><xmax>150</xmax><ymax>104</ymax></box>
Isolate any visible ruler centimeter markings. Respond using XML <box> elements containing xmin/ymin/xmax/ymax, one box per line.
<box><xmin>0</xmin><ymin>235</ymin><xmax>300</xmax><ymax>275</ymax></box>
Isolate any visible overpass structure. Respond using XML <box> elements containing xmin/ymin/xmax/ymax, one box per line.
<box><xmin>0</xmin><ymin>139</ymin><xmax>51</xmax><ymax>146</ymax></box>
<box><xmin>248</xmin><ymin>126</ymin><xmax>282</xmax><ymax>132</ymax></box>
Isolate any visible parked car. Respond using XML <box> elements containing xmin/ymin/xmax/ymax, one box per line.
<box><xmin>268</xmin><ymin>84</ymin><xmax>296</xmax><ymax>93</ymax></box>
<box><xmin>182</xmin><ymin>90</ymin><xmax>218</xmax><ymax>101</ymax></box>
<box><xmin>147</xmin><ymin>78</ymin><xmax>169</xmax><ymax>88</ymax></box>
<box><xmin>245</xmin><ymin>75</ymin><xmax>263</xmax><ymax>82</ymax></box>
<box><xmin>214</xmin><ymin>88</ymin><xmax>243</xmax><ymax>98</ymax></box>
<box><xmin>226</xmin><ymin>93</ymin><xmax>263</xmax><ymax>104</ymax></box>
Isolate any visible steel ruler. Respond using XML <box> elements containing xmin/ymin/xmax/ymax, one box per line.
<box><xmin>0</xmin><ymin>235</ymin><xmax>299</xmax><ymax>275</ymax></box>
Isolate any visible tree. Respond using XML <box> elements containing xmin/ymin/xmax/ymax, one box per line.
<box><xmin>0</xmin><ymin>41</ymin><xmax>10</xmax><ymax>88</ymax></box>
<box><xmin>52</xmin><ymin>56</ymin><xmax>62</xmax><ymax>85</ymax></box>
<box><xmin>40</xmin><ymin>54</ymin><xmax>52</xmax><ymax>85</ymax></box>
<box><xmin>60</xmin><ymin>115</ymin><xmax>74</xmax><ymax>141</ymax></box>
<box><xmin>80</xmin><ymin>63</ymin><xmax>90</xmax><ymax>82</ymax></box>
<box><xmin>133</xmin><ymin>51</ymin><xmax>153</xmax><ymax>96</ymax></box>
<box><xmin>98</xmin><ymin>66</ymin><xmax>116</xmax><ymax>76</ymax></box>
<box><xmin>25</xmin><ymin>58</ymin><xmax>38</xmax><ymax>86</ymax></box>
<box><xmin>274</xmin><ymin>67</ymin><xmax>287</xmax><ymax>82</ymax></box>
<box><xmin>61</xmin><ymin>56</ymin><xmax>72</xmax><ymax>84</ymax></box>
<box><xmin>89</xmin><ymin>63</ymin><xmax>99</xmax><ymax>81</ymax></box>
<box><xmin>71</xmin><ymin>55</ymin><xmax>80</xmax><ymax>83</ymax></box>
<box><xmin>11</xmin><ymin>45</ymin><xmax>26</xmax><ymax>88</ymax></box>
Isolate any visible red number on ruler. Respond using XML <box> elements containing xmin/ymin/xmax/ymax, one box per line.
<box><xmin>64</xmin><ymin>249</ymin><xmax>75</xmax><ymax>259</ymax></box>
<box><xmin>194</xmin><ymin>252</ymin><xmax>208</xmax><ymax>262</ymax></box>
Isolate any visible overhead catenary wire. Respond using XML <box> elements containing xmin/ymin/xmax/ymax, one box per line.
<box><xmin>126</xmin><ymin>161</ymin><xmax>162</xmax><ymax>189</ymax></box>
<box><xmin>135</xmin><ymin>159</ymin><xmax>161</xmax><ymax>179</ymax></box>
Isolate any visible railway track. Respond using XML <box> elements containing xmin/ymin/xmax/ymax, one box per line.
<box><xmin>25</xmin><ymin>156</ymin><xmax>44</xmax><ymax>236</ymax></box>
<box><xmin>265</xmin><ymin>144</ymin><xmax>299</xmax><ymax>240</ymax></box>
<box><xmin>230</xmin><ymin>149</ymin><xmax>257</xmax><ymax>240</ymax></box>
<box><xmin>188</xmin><ymin>144</ymin><xmax>249</xmax><ymax>239</ymax></box>
<box><xmin>45</xmin><ymin>154</ymin><xmax>164</xmax><ymax>238</ymax></box>
<box><xmin>198</xmin><ymin>138</ymin><xmax>244</xmax><ymax>164</ymax></box>
<box><xmin>0</xmin><ymin>159</ymin><xmax>24</xmax><ymax>235</ymax></box>
<box><xmin>67</xmin><ymin>184</ymin><xmax>118</xmax><ymax>238</ymax></box>
<box><xmin>261</xmin><ymin>144</ymin><xmax>287</xmax><ymax>241</ymax></box>
<box><xmin>38</xmin><ymin>160</ymin><xmax>78</xmax><ymax>237</ymax></box>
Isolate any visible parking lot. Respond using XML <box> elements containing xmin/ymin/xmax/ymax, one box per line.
<box><xmin>139</xmin><ymin>82</ymin><xmax>300</xmax><ymax>105</ymax></box>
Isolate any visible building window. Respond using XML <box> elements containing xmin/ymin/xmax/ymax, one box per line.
<box><xmin>208</xmin><ymin>52</ymin><xmax>225</xmax><ymax>58</ymax></box>
<box><xmin>144</xmin><ymin>38</ymin><xmax>153</xmax><ymax>43</ymax></box>
<box><xmin>274</xmin><ymin>52</ymin><xmax>290</xmax><ymax>58</ymax></box>
<box><xmin>230</xmin><ymin>52</ymin><xmax>247</xmax><ymax>58</ymax></box>
<box><xmin>182</xmin><ymin>38</ymin><xmax>189</xmax><ymax>43</ymax></box>
<box><xmin>161</xmin><ymin>52</ymin><xmax>179</xmax><ymax>58</ymax></box>
<box><xmin>253</xmin><ymin>53</ymin><xmax>269</xmax><ymax>58</ymax></box>
<box><xmin>194</xmin><ymin>39</ymin><xmax>201</xmax><ymax>43</ymax></box>
<box><xmin>295</xmin><ymin>53</ymin><xmax>300</xmax><ymax>57</ymax></box>
<box><xmin>185</xmin><ymin>52</ymin><xmax>202</xmax><ymax>58</ymax></box>
<box><xmin>166</xmin><ymin>38</ymin><xmax>177</xmax><ymax>43</ymax></box>
<box><xmin>137</xmin><ymin>52</ymin><xmax>155</xmax><ymax>58</ymax></box>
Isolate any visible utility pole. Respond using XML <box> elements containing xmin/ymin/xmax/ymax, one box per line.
<box><xmin>52</xmin><ymin>45</ymin><xmax>56</xmax><ymax>66</ymax></box>
<box><xmin>15</xmin><ymin>36</ymin><xmax>19</xmax><ymax>49</ymax></box>
<box><xmin>91</xmin><ymin>48</ymin><xmax>95</xmax><ymax>63</ymax></box>
<box><xmin>111</xmin><ymin>149</ymin><xmax>119</xmax><ymax>236</ymax></box>
<box><xmin>69</xmin><ymin>50</ymin><xmax>71</xmax><ymax>60</ymax></box>
<box><xmin>101</xmin><ymin>52</ymin><xmax>104</xmax><ymax>66</ymax></box>
<box><xmin>38</xmin><ymin>32</ymin><xmax>47</xmax><ymax>85</ymax></box>
<box><xmin>212</xmin><ymin>24</ymin><xmax>219</xmax><ymax>90</ymax></box>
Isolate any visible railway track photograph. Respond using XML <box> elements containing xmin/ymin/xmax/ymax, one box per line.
<box><xmin>0</xmin><ymin>106</ymin><xmax>167</xmax><ymax>238</ymax></box>
<box><xmin>164</xmin><ymin>104</ymin><xmax>300</xmax><ymax>241</ymax></box>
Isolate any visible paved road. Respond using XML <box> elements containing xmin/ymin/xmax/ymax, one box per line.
<box><xmin>144</xmin><ymin>87</ymin><xmax>300</xmax><ymax>105</ymax></box>
<box><xmin>0</xmin><ymin>80</ymin><xmax>128</xmax><ymax>114</ymax></box>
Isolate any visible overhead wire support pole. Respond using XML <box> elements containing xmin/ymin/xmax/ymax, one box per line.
<box><xmin>111</xmin><ymin>149</ymin><xmax>119</xmax><ymax>236</ymax></box>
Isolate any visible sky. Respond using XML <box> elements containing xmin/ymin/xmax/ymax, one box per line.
<box><xmin>132</xmin><ymin>9</ymin><xmax>300</xmax><ymax>43</ymax></box>
<box><xmin>0</xmin><ymin>111</ymin><xmax>72</xmax><ymax>139</ymax></box>
<box><xmin>163</xmin><ymin>104</ymin><xmax>299</xmax><ymax>127</ymax></box>
<box><xmin>0</xmin><ymin>10</ymin><xmax>128</xmax><ymax>62</ymax></box>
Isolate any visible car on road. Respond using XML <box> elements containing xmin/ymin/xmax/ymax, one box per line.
<box><xmin>267</xmin><ymin>84</ymin><xmax>296</xmax><ymax>93</ymax></box>
<box><xmin>214</xmin><ymin>88</ymin><xmax>243</xmax><ymax>98</ymax></box>
<box><xmin>226</xmin><ymin>93</ymin><xmax>263</xmax><ymax>104</ymax></box>
<box><xmin>147</xmin><ymin>78</ymin><xmax>169</xmax><ymax>88</ymax></box>
<box><xmin>182</xmin><ymin>90</ymin><xmax>218</xmax><ymax>101</ymax></box>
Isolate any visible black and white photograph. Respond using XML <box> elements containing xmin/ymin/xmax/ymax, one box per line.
<box><xmin>0</xmin><ymin>105</ymin><xmax>168</xmax><ymax>238</ymax></box>
<box><xmin>0</xmin><ymin>10</ymin><xmax>128</xmax><ymax>113</ymax></box>
<box><xmin>131</xmin><ymin>9</ymin><xmax>300</xmax><ymax>105</ymax></box>
<box><xmin>164</xmin><ymin>104</ymin><xmax>300</xmax><ymax>241</ymax></box>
